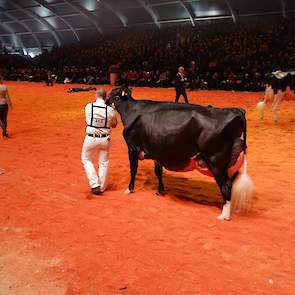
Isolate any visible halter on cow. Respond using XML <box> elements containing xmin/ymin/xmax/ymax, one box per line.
<box><xmin>107</xmin><ymin>86</ymin><xmax>254</xmax><ymax>220</ymax></box>
<box><xmin>257</xmin><ymin>70</ymin><xmax>295</xmax><ymax>122</ymax></box>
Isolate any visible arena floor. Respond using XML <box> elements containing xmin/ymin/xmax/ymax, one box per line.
<box><xmin>1</xmin><ymin>82</ymin><xmax>295</xmax><ymax>295</ymax></box>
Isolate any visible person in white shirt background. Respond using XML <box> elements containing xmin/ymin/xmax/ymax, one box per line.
<box><xmin>81</xmin><ymin>88</ymin><xmax>117</xmax><ymax>195</ymax></box>
<box><xmin>0</xmin><ymin>74</ymin><xmax>12</xmax><ymax>138</ymax></box>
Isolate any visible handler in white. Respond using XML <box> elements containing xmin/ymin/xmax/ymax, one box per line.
<box><xmin>81</xmin><ymin>89</ymin><xmax>117</xmax><ymax>195</ymax></box>
<box><xmin>0</xmin><ymin>74</ymin><xmax>12</xmax><ymax>138</ymax></box>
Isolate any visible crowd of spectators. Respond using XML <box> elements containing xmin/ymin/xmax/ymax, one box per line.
<box><xmin>1</xmin><ymin>17</ymin><xmax>295</xmax><ymax>91</ymax></box>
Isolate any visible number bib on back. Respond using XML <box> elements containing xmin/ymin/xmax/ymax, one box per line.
<box><xmin>87</xmin><ymin>104</ymin><xmax>110</xmax><ymax>129</ymax></box>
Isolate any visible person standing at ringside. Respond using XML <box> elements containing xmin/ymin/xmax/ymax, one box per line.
<box><xmin>175</xmin><ymin>66</ymin><xmax>189</xmax><ymax>103</ymax></box>
<box><xmin>0</xmin><ymin>75</ymin><xmax>12</xmax><ymax>138</ymax></box>
<box><xmin>46</xmin><ymin>70</ymin><xmax>54</xmax><ymax>86</ymax></box>
<box><xmin>81</xmin><ymin>89</ymin><xmax>117</xmax><ymax>195</ymax></box>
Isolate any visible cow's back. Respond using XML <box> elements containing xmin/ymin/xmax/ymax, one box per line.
<box><xmin>135</xmin><ymin>108</ymin><xmax>242</xmax><ymax>170</ymax></box>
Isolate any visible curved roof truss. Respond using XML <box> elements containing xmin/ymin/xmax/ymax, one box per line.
<box><xmin>10</xmin><ymin>1</ymin><xmax>61</xmax><ymax>47</ymax></box>
<box><xmin>280</xmin><ymin>0</ymin><xmax>287</xmax><ymax>18</ymax></box>
<box><xmin>35</xmin><ymin>0</ymin><xmax>80</xmax><ymax>42</ymax></box>
<box><xmin>136</xmin><ymin>0</ymin><xmax>160</xmax><ymax>28</ymax></box>
<box><xmin>0</xmin><ymin>22</ymin><xmax>25</xmax><ymax>54</ymax></box>
<box><xmin>63</xmin><ymin>0</ymin><xmax>103</xmax><ymax>34</ymax></box>
<box><xmin>179</xmin><ymin>0</ymin><xmax>196</xmax><ymax>26</ymax></box>
<box><xmin>224</xmin><ymin>0</ymin><xmax>237</xmax><ymax>23</ymax></box>
<box><xmin>100</xmin><ymin>0</ymin><xmax>127</xmax><ymax>27</ymax></box>
<box><xmin>0</xmin><ymin>8</ymin><xmax>42</xmax><ymax>52</ymax></box>
<box><xmin>0</xmin><ymin>0</ymin><xmax>293</xmax><ymax>54</ymax></box>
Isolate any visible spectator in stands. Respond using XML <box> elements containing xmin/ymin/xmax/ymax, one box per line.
<box><xmin>1</xmin><ymin>18</ymin><xmax>294</xmax><ymax>92</ymax></box>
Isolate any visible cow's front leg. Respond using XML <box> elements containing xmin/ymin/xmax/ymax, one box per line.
<box><xmin>272</xmin><ymin>90</ymin><xmax>285</xmax><ymax>123</ymax></box>
<box><xmin>125</xmin><ymin>149</ymin><xmax>140</xmax><ymax>194</ymax></box>
<box><xmin>154</xmin><ymin>162</ymin><xmax>165</xmax><ymax>196</ymax></box>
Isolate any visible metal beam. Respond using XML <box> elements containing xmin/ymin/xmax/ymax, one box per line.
<box><xmin>135</xmin><ymin>11</ymin><xmax>285</xmax><ymax>26</ymax></box>
<box><xmin>99</xmin><ymin>0</ymin><xmax>127</xmax><ymax>27</ymax></box>
<box><xmin>129</xmin><ymin>14</ymin><xmax>233</xmax><ymax>27</ymax></box>
<box><xmin>0</xmin><ymin>8</ymin><xmax>42</xmax><ymax>52</ymax></box>
<box><xmin>10</xmin><ymin>1</ymin><xmax>61</xmax><ymax>47</ymax></box>
<box><xmin>63</xmin><ymin>0</ymin><xmax>102</xmax><ymax>34</ymax></box>
<box><xmin>3</xmin><ymin>13</ymin><xmax>83</xmax><ymax>23</ymax></box>
<box><xmin>179</xmin><ymin>0</ymin><xmax>195</xmax><ymax>26</ymax></box>
<box><xmin>136</xmin><ymin>0</ymin><xmax>160</xmax><ymax>28</ymax></box>
<box><xmin>195</xmin><ymin>15</ymin><xmax>233</xmax><ymax>21</ymax></box>
<box><xmin>224</xmin><ymin>0</ymin><xmax>237</xmax><ymax>23</ymax></box>
<box><xmin>149</xmin><ymin>1</ymin><xmax>181</xmax><ymax>7</ymax></box>
<box><xmin>280</xmin><ymin>0</ymin><xmax>287</xmax><ymax>18</ymax></box>
<box><xmin>239</xmin><ymin>11</ymin><xmax>282</xmax><ymax>17</ymax></box>
<box><xmin>0</xmin><ymin>22</ymin><xmax>25</xmax><ymax>54</ymax></box>
<box><xmin>0</xmin><ymin>27</ymin><xmax>97</xmax><ymax>37</ymax></box>
<box><xmin>34</xmin><ymin>0</ymin><xmax>80</xmax><ymax>42</ymax></box>
<box><xmin>3</xmin><ymin>14</ymin><xmax>83</xmax><ymax>21</ymax></box>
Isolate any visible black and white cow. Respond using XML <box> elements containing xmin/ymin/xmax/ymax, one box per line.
<box><xmin>257</xmin><ymin>70</ymin><xmax>295</xmax><ymax>122</ymax></box>
<box><xmin>107</xmin><ymin>87</ymin><xmax>254</xmax><ymax>220</ymax></box>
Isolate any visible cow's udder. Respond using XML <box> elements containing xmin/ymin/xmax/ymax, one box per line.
<box><xmin>170</xmin><ymin>151</ymin><xmax>245</xmax><ymax>178</ymax></box>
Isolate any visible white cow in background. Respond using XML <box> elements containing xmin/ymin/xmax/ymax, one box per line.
<box><xmin>257</xmin><ymin>70</ymin><xmax>295</xmax><ymax>122</ymax></box>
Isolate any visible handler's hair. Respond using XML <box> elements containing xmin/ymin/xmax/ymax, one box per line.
<box><xmin>96</xmin><ymin>88</ymin><xmax>106</xmax><ymax>100</ymax></box>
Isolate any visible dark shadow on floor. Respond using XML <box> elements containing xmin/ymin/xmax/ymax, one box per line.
<box><xmin>144</xmin><ymin>171</ymin><xmax>222</xmax><ymax>208</ymax></box>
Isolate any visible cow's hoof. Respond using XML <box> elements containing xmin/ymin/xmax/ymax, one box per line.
<box><xmin>217</xmin><ymin>214</ymin><xmax>230</xmax><ymax>221</ymax></box>
<box><xmin>156</xmin><ymin>191</ymin><xmax>166</xmax><ymax>196</ymax></box>
<box><xmin>124</xmin><ymin>188</ymin><xmax>134</xmax><ymax>194</ymax></box>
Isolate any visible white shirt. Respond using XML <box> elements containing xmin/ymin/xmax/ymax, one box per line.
<box><xmin>85</xmin><ymin>98</ymin><xmax>116</xmax><ymax>135</ymax></box>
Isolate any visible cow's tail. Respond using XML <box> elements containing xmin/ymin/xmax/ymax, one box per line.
<box><xmin>237</xmin><ymin>108</ymin><xmax>247</xmax><ymax>152</ymax></box>
<box><xmin>256</xmin><ymin>85</ymin><xmax>272</xmax><ymax>119</ymax></box>
<box><xmin>256</xmin><ymin>101</ymin><xmax>266</xmax><ymax>119</ymax></box>
<box><xmin>231</xmin><ymin>110</ymin><xmax>255</xmax><ymax>213</ymax></box>
<box><xmin>231</xmin><ymin>158</ymin><xmax>255</xmax><ymax>212</ymax></box>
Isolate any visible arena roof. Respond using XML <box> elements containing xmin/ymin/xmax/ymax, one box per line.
<box><xmin>0</xmin><ymin>0</ymin><xmax>294</xmax><ymax>56</ymax></box>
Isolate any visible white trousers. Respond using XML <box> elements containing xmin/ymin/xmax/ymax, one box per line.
<box><xmin>81</xmin><ymin>135</ymin><xmax>110</xmax><ymax>191</ymax></box>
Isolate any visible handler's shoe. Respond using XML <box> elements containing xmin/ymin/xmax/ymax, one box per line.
<box><xmin>91</xmin><ymin>186</ymin><xmax>102</xmax><ymax>196</ymax></box>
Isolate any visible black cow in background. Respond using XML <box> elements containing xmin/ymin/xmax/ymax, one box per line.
<box><xmin>257</xmin><ymin>70</ymin><xmax>295</xmax><ymax>122</ymax></box>
<box><xmin>107</xmin><ymin>86</ymin><xmax>254</xmax><ymax>220</ymax></box>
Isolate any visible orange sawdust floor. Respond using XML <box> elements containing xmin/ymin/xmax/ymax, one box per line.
<box><xmin>0</xmin><ymin>82</ymin><xmax>295</xmax><ymax>294</ymax></box>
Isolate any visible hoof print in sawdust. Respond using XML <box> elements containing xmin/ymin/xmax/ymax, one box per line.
<box><xmin>119</xmin><ymin>285</ymin><xmax>128</xmax><ymax>291</ymax></box>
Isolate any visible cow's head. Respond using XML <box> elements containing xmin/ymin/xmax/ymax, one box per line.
<box><xmin>106</xmin><ymin>85</ymin><xmax>132</xmax><ymax>108</ymax></box>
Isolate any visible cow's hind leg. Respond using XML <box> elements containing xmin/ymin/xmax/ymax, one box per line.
<box><xmin>272</xmin><ymin>90</ymin><xmax>285</xmax><ymax>123</ymax></box>
<box><xmin>210</xmin><ymin>166</ymin><xmax>233</xmax><ymax>220</ymax></box>
<box><xmin>257</xmin><ymin>85</ymin><xmax>272</xmax><ymax>120</ymax></box>
<box><xmin>154</xmin><ymin>162</ymin><xmax>165</xmax><ymax>196</ymax></box>
<box><xmin>125</xmin><ymin>149</ymin><xmax>140</xmax><ymax>194</ymax></box>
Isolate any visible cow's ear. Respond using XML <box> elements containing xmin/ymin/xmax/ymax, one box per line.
<box><xmin>125</xmin><ymin>87</ymin><xmax>132</xmax><ymax>96</ymax></box>
<box><xmin>121</xmin><ymin>90</ymin><xmax>129</xmax><ymax>100</ymax></box>
<box><xmin>120</xmin><ymin>84</ymin><xmax>128</xmax><ymax>91</ymax></box>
